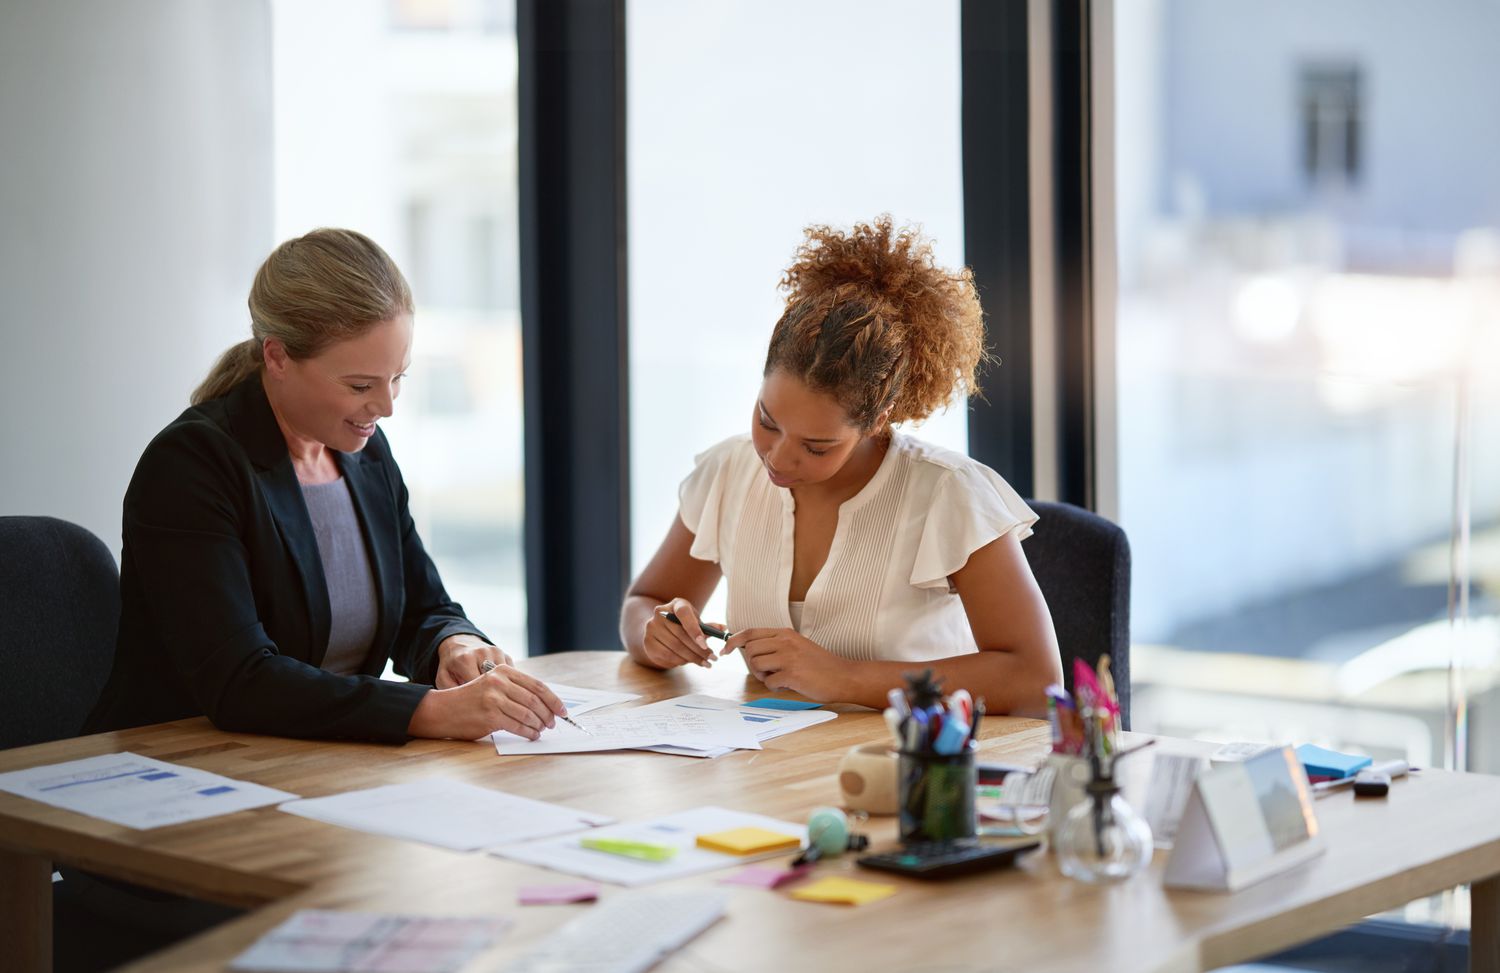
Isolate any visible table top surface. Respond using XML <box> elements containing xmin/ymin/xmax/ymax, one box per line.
<box><xmin>2</xmin><ymin>651</ymin><xmax>1498</xmax><ymax>973</ymax></box>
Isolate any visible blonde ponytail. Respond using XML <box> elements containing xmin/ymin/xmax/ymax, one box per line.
<box><xmin>191</xmin><ymin>228</ymin><xmax>413</xmax><ymax>406</ymax></box>
<box><xmin>191</xmin><ymin>338</ymin><xmax>263</xmax><ymax>406</ymax></box>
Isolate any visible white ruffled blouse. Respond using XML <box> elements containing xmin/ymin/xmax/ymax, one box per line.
<box><xmin>677</xmin><ymin>433</ymin><xmax>1038</xmax><ymax>663</ymax></box>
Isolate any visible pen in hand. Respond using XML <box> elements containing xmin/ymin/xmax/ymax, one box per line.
<box><xmin>657</xmin><ymin>610</ymin><xmax>732</xmax><ymax>642</ymax></box>
<box><xmin>479</xmin><ymin>659</ymin><xmax>592</xmax><ymax>736</ymax></box>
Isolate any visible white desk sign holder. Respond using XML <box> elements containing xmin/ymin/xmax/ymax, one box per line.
<box><xmin>1163</xmin><ymin>745</ymin><xmax>1324</xmax><ymax>892</ymax></box>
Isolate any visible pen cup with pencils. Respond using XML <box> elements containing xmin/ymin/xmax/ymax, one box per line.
<box><xmin>888</xmin><ymin>669</ymin><xmax>981</xmax><ymax>844</ymax></box>
<box><xmin>898</xmin><ymin>748</ymin><xmax>976</xmax><ymax>843</ymax></box>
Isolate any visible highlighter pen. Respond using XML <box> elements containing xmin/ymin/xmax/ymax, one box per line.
<box><xmin>658</xmin><ymin>610</ymin><xmax>732</xmax><ymax>642</ymax></box>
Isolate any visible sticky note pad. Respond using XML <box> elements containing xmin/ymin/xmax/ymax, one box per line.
<box><xmin>1295</xmin><ymin>744</ymin><xmax>1371</xmax><ymax>780</ymax></box>
<box><xmin>696</xmin><ymin>827</ymin><xmax>802</xmax><ymax>856</ymax></box>
<box><xmin>790</xmin><ymin>876</ymin><xmax>897</xmax><ymax>906</ymax></box>
<box><xmin>745</xmin><ymin>698</ymin><xmax>823</xmax><ymax>710</ymax></box>
<box><xmin>579</xmin><ymin>837</ymin><xmax>677</xmax><ymax>861</ymax></box>
<box><xmin>719</xmin><ymin>864</ymin><xmax>813</xmax><ymax>889</ymax></box>
<box><xmin>519</xmin><ymin>882</ymin><xmax>600</xmax><ymax>905</ymax></box>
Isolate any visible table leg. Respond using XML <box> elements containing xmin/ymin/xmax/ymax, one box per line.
<box><xmin>1475</xmin><ymin>875</ymin><xmax>1499</xmax><ymax>973</ymax></box>
<box><xmin>0</xmin><ymin>848</ymin><xmax>51</xmax><ymax>973</ymax></box>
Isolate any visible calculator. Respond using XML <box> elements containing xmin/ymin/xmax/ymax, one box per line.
<box><xmin>857</xmin><ymin>839</ymin><xmax>1041</xmax><ymax>879</ymax></box>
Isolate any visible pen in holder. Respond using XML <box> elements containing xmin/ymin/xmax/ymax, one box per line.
<box><xmin>891</xmin><ymin>669</ymin><xmax>979</xmax><ymax>844</ymax></box>
<box><xmin>898</xmin><ymin>748</ymin><xmax>977</xmax><ymax>844</ymax></box>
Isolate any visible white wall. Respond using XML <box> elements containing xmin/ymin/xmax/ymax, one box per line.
<box><xmin>0</xmin><ymin>0</ymin><xmax>274</xmax><ymax>556</ymax></box>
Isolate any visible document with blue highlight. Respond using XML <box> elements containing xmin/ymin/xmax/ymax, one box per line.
<box><xmin>0</xmin><ymin>751</ymin><xmax>297</xmax><ymax>829</ymax></box>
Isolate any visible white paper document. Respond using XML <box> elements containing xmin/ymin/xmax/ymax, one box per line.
<box><xmin>492</xmin><ymin>707</ymin><xmax>761</xmax><ymax>756</ymax></box>
<box><xmin>543</xmin><ymin>683</ymin><xmax>640</xmax><ymax>717</ymax></box>
<box><xmin>636</xmin><ymin>694</ymin><xmax>838</xmax><ymax>758</ymax></box>
<box><xmin>493</xmin><ymin>805</ymin><xmax>808</xmax><ymax>886</ymax></box>
<box><xmin>278</xmin><ymin>778</ymin><xmax>613</xmax><ymax>852</ymax></box>
<box><xmin>229</xmin><ymin>910</ymin><xmax>510</xmax><ymax>973</ymax></box>
<box><xmin>0</xmin><ymin>752</ymin><xmax>296</xmax><ymax>830</ymax></box>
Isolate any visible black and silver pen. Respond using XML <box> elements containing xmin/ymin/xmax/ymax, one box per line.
<box><xmin>657</xmin><ymin>610</ymin><xmax>732</xmax><ymax>642</ymax></box>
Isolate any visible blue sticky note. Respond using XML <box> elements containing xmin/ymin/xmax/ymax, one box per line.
<box><xmin>1295</xmin><ymin>744</ymin><xmax>1371</xmax><ymax>779</ymax></box>
<box><xmin>745</xmin><ymin>698</ymin><xmax>823</xmax><ymax>711</ymax></box>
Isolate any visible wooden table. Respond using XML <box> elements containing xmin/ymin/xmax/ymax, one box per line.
<box><xmin>2</xmin><ymin>652</ymin><xmax>1497</xmax><ymax>973</ymax></box>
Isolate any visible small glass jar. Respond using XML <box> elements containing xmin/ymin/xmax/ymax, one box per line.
<box><xmin>1055</xmin><ymin>778</ymin><xmax>1153</xmax><ymax>883</ymax></box>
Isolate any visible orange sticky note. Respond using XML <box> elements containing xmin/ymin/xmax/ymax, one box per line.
<box><xmin>695</xmin><ymin>827</ymin><xmax>802</xmax><ymax>856</ymax></box>
<box><xmin>789</xmin><ymin>876</ymin><xmax>898</xmax><ymax>906</ymax></box>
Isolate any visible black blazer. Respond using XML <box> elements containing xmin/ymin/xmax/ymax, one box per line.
<box><xmin>85</xmin><ymin>376</ymin><xmax>487</xmax><ymax>743</ymax></box>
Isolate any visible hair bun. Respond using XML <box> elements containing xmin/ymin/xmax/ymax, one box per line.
<box><xmin>769</xmin><ymin>216</ymin><xmax>987</xmax><ymax>427</ymax></box>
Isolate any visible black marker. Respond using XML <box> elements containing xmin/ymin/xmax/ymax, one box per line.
<box><xmin>657</xmin><ymin>610</ymin><xmax>732</xmax><ymax>642</ymax></box>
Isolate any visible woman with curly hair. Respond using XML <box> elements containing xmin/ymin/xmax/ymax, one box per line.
<box><xmin>620</xmin><ymin>217</ymin><xmax>1063</xmax><ymax>711</ymax></box>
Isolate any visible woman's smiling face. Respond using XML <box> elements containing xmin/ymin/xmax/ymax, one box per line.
<box><xmin>268</xmin><ymin>314</ymin><xmax>413</xmax><ymax>453</ymax></box>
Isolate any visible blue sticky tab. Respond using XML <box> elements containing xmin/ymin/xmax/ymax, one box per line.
<box><xmin>745</xmin><ymin>698</ymin><xmax>823</xmax><ymax>711</ymax></box>
<box><xmin>1295</xmin><ymin>744</ymin><xmax>1371</xmax><ymax>779</ymax></box>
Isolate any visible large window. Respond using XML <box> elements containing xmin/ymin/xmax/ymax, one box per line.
<box><xmin>626</xmin><ymin>0</ymin><xmax>970</xmax><ymax>617</ymax></box>
<box><xmin>1115</xmin><ymin>0</ymin><xmax>1500</xmax><ymax>924</ymax></box>
<box><xmin>272</xmin><ymin>0</ymin><xmax>526</xmax><ymax>654</ymax></box>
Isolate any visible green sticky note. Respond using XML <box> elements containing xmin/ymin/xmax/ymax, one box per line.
<box><xmin>579</xmin><ymin>837</ymin><xmax>678</xmax><ymax>862</ymax></box>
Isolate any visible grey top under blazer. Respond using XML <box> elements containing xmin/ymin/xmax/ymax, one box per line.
<box><xmin>85</xmin><ymin>375</ymin><xmax>487</xmax><ymax>743</ymax></box>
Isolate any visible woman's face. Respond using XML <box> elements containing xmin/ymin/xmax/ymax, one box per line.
<box><xmin>750</xmin><ymin>370</ymin><xmax>870</xmax><ymax>489</ymax></box>
<box><xmin>266</xmin><ymin>314</ymin><xmax>413</xmax><ymax>454</ymax></box>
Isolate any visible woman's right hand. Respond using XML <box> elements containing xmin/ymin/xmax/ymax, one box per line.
<box><xmin>407</xmin><ymin>664</ymin><xmax>566</xmax><ymax>740</ymax></box>
<box><xmin>640</xmin><ymin>598</ymin><xmax>720</xmax><ymax>669</ymax></box>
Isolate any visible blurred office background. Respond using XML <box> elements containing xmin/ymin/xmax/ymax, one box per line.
<box><xmin>2</xmin><ymin>0</ymin><xmax>1496</xmax><ymax>955</ymax></box>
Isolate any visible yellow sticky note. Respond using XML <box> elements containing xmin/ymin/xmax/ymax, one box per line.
<box><xmin>789</xmin><ymin>876</ymin><xmax>898</xmax><ymax>906</ymax></box>
<box><xmin>696</xmin><ymin>826</ymin><xmax>802</xmax><ymax>856</ymax></box>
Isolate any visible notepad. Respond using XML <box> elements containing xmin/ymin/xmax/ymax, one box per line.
<box><xmin>1295</xmin><ymin>744</ymin><xmax>1371</xmax><ymax>780</ymax></box>
<box><xmin>696</xmin><ymin>826</ymin><xmax>801</xmax><ymax>855</ymax></box>
<box><xmin>719</xmin><ymin>864</ymin><xmax>813</xmax><ymax>889</ymax></box>
<box><xmin>790</xmin><ymin>876</ymin><xmax>897</xmax><ymax>906</ymax></box>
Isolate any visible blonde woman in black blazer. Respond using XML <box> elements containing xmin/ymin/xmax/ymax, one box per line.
<box><xmin>86</xmin><ymin>229</ymin><xmax>565</xmax><ymax>743</ymax></box>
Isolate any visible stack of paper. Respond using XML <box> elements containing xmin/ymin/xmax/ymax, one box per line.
<box><xmin>490</xmin><ymin>692</ymin><xmax>836</xmax><ymax>759</ymax></box>
<box><xmin>0</xmin><ymin>752</ymin><xmax>296</xmax><ymax>829</ymax></box>
<box><xmin>493</xmin><ymin>806</ymin><xmax>809</xmax><ymax>886</ymax></box>
<box><xmin>279</xmin><ymin>778</ymin><xmax>613</xmax><ymax>851</ymax></box>
<box><xmin>538</xmin><ymin>683</ymin><xmax>641</xmax><ymax>717</ymax></box>
<box><xmin>492</xmin><ymin>704</ymin><xmax>761</xmax><ymax>756</ymax></box>
<box><xmin>637</xmin><ymin>694</ymin><xmax>838</xmax><ymax>758</ymax></box>
<box><xmin>229</xmin><ymin>911</ymin><xmax>509</xmax><ymax>973</ymax></box>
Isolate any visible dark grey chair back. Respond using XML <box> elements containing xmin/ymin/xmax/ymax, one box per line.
<box><xmin>1023</xmin><ymin>501</ymin><xmax>1132</xmax><ymax>729</ymax></box>
<box><xmin>0</xmin><ymin>516</ymin><xmax>119</xmax><ymax>749</ymax></box>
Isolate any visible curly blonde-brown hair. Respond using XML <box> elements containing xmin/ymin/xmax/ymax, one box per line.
<box><xmin>765</xmin><ymin>215</ymin><xmax>988</xmax><ymax>431</ymax></box>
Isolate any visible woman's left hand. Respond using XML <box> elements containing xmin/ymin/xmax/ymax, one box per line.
<box><xmin>722</xmin><ymin>628</ymin><xmax>849</xmax><ymax>702</ymax></box>
<box><xmin>435</xmin><ymin>634</ymin><xmax>513</xmax><ymax>689</ymax></box>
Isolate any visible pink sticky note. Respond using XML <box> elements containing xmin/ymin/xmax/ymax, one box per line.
<box><xmin>719</xmin><ymin>864</ymin><xmax>813</xmax><ymax>889</ymax></box>
<box><xmin>518</xmin><ymin>882</ymin><xmax>600</xmax><ymax>905</ymax></box>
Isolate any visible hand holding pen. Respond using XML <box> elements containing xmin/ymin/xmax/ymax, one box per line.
<box><xmin>479</xmin><ymin>660</ymin><xmax>592</xmax><ymax>735</ymax></box>
<box><xmin>641</xmin><ymin>599</ymin><xmax>730</xmax><ymax>669</ymax></box>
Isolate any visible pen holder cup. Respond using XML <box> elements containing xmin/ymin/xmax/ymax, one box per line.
<box><xmin>898</xmin><ymin>749</ymin><xmax>976</xmax><ymax>844</ymax></box>
<box><xmin>1042</xmin><ymin>753</ymin><xmax>1092</xmax><ymax>848</ymax></box>
<box><xmin>838</xmin><ymin>743</ymin><xmax>899</xmax><ymax>815</ymax></box>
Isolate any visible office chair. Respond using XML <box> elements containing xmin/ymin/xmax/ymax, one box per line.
<box><xmin>0</xmin><ymin>515</ymin><xmax>118</xmax><ymax>750</ymax></box>
<box><xmin>1022</xmin><ymin>501</ymin><xmax>1132</xmax><ymax>730</ymax></box>
<box><xmin>0</xmin><ymin>517</ymin><xmax>242</xmax><ymax>970</ymax></box>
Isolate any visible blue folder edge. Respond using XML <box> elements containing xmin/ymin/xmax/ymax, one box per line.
<box><xmin>745</xmin><ymin>698</ymin><xmax>823</xmax><ymax>711</ymax></box>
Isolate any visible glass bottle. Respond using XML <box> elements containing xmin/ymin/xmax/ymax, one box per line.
<box><xmin>1055</xmin><ymin>776</ymin><xmax>1153</xmax><ymax>883</ymax></box>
